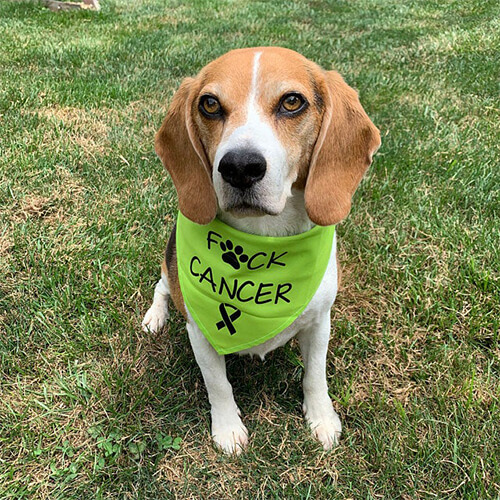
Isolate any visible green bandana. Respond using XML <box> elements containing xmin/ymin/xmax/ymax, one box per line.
<box><xmin>176</xmin><ymin>211</ymin><xmax>335</xmax><ymax>355</ymax></box>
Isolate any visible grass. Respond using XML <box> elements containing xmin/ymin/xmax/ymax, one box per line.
<box><xmin>0</xmin><ymin>0</ymin><xmax>498</xmax><ymax>497</ymax></box>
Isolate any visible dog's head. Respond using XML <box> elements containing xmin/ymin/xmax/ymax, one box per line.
<box><xmin>155</xmin><ymin>47</ymin><xmax>380</xmax><ymax>226</ymax></box>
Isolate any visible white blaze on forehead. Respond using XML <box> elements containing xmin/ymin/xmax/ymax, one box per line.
<box><xmin>244</xmin><ymin>51</ymin><xmax>265</xmax><ymax>131</ymax></box>
<box><xmin>214</xmin><ymin>50</ymin><xmax>285</xmax><ymax>161</ymax></box>
<box><xmin>213</xmin><ymin>50</ymin><xmax>292</xmax><ymax>214</ymax></box>
<box><xmin>248</xmin><ymin>51</ymin><xmax>262</xmax><ymax>110</ymax></box>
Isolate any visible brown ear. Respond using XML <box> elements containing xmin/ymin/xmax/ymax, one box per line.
<box><xmin>305</xmin><ymin>71</ymin><xmax>381</xmax><ymax>226</ymax></box>
<box><xmin>155</xmin><ymin>77</ymin><xmax>217</xmax><ymax>224</ymax></box>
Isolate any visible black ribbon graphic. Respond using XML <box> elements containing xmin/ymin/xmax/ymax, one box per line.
<box><xmin>216</xmin><ymin>303</ymin><xmax>241</xmax><ymax>335</ymax></box>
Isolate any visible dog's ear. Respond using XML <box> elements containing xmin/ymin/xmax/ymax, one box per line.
<box><xmin>155</xmin><ymin>77</ymin><xmax>217</xmax><ymax>224</ymax></box>
<box><xmin>305</xmin><ymin>71</ymin><xmax>381</xmax><ymax>226</ymax></box>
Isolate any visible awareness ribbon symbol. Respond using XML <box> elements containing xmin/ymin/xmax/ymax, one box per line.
<box><xmin>216</xmin><ymin>303</ymin><xmax>241</xmax><ymax>335</ymax></box>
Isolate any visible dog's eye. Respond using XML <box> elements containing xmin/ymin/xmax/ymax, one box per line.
<box><xmin>199</xmin><ymin>95</ymin><xmax>222</xmax><ymax>118</ymax></box>
<box><xmin>279</xmin><ymin>93</ymin><xmax>307</xmax><ymax>114</ymax></box>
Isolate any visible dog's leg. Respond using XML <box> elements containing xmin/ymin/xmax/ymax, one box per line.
<box><xmin>142</xmin><ymin>271</ymin><xmax>170</xmax><ymax>333</ymax></box>
<box><xmin>298</xmin><ymin>314</ymin><xmax>342</xmax><ymax>449</ymax></box>
<box><xmin>187</xmin><ymin>320</ymin><xmax>248</xmax><ymax>455</ymax></box>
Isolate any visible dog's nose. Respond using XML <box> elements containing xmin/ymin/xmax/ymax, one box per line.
<box><xmin>218</xmin><ymin>150</ymin><xmax>266</xmax><ymax>189</ymax></box>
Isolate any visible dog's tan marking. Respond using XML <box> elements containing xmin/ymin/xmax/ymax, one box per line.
<box><xmin>156</xmin><ymin>46</ymin><xmax>378</xmax><ymax>316</ymax></box>
<box><xmin>147</xmin><ymin>47</ymin><xmax>381</xmax><ymax>453</ymax></box>
<box><xmin>194</xmin><ymin>50</ymin><xmax>258</xmax><ymax>163</ymax></box>
<box><xmin>155</xmin><ymin>79</ymin><xmax>217</xmax><ymax>224</ymax></box>
<box><xmin>164</xmin><ymin>230</ymin><xmax>186</xmax><ymax>318</ymax></box>
<box><xmin>304</xmin><ymin>70</ymin><xmax>381</xmax><ymax>225</ymax></box>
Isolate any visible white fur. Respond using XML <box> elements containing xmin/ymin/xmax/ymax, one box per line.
<box><xmin>212</xmin><ymin>52</ymin><xmax>296</xmax><ymax>216</ymax></box>
<box><xmin>218</xmin><ymin>189</ymin><xmax>314</xmax><ymax>237</ymax></box>
<box><xmin>142</xmin><ymin>273</ymin><xmax>170</xmax><ymax>333</ymax></box>
<box><xmin>143</xmin><ymin>50</ymin><xmax>342</xmax><ymax>453</ymax></box>
<box><xmin>184</xmin><ymin>193</ymin><xmax>340</xmax><ymax>453</ymax></box>
<box><xmin>142</xmin><ymin>191</ymin><xmax>341</xmax><ymax>453</ymax></box>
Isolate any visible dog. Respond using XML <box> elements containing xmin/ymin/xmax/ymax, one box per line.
<box><xmin>142</xmin><ymin>47</ymin><xmax>380</xmax><ymax>454</ymax></box>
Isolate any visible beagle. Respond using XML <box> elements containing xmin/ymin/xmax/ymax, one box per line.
<box><xmin>142</xmin><ymin>47</ymin><xmax>380</xmax><ymax>454</ymax></box>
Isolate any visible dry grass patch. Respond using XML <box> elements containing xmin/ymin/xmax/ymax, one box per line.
<box><xmin>0</xmin><ymin>232</ymin><xmax>13</xmax><ymax>256</ymax></box>
<box><xmin>36</xmin><ymin>105</ymin><xmax>114</xmax><ymax>157</ymax></box>
<box><xmin>20</xmin><ymin>194</ymin><xmax>59</xmax><ymax>219</ymax></box>
<box><xmin>6</xmin><ymin>164</ymin><xmax>86</xmax><ymax>226</ymax></box>
<box><xmin>156</xmin><ymin>432</ymin><xmax>341</xmax><ymax>499</ymax></box>
<box><xmin>0</xmin><ymin>232</ymin><xmax>14</xmax><ymax>281</ymax></box>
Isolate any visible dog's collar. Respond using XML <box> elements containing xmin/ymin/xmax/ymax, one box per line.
<box><xmin>176</xmin><ymin>211</ymin><xmax>335</xmax><ymax>354</ymax></box>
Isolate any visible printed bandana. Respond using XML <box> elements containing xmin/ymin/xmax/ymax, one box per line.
<box><xmin>176</xmin><ymin>211</ymin><xmax>335</xmax><ymax>355</ymax></box>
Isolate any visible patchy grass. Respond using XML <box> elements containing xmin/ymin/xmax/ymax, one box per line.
<box><xmin>0</xmin><ymin>0</ymin><xmax>499</xmax><ymax>498</ymax></box>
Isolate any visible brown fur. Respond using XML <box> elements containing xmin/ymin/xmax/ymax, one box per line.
<box><xmin>155</xmin><ymin>79</ymin><xmax>217</xmax><ymax>225</ymax></box>
<box><xmin>163</xmin><ymin>228</ymin><xmax>186</xmax><ymax>318</ymax></box>
<box><xmin>304</xmin><ymin>70</ymin><xmax>381</xmax><ymax>225</ymax></box>
<box><xmin>155</xmin><ymin>47</ymin><xmax>379</xmax><ymax>316</ymax></box>
<box><xmin>155</xmin><ymin>47</ymin><xmax>379</xmax><ymax>227</ymax></box>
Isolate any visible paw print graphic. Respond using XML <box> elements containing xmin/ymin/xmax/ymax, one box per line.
<box><xmin>220</xmin><ymin>239</ymin><xmax>249</xmax><ymax>270</ymax></box>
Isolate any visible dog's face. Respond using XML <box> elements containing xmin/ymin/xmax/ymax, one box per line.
<box><xmin>156</xmin><ymin>47</ymin><xmax>380</xmax><ymax>225</ymax></box>
<box><xmin>193</xmin><ymin>50</ymin><xmax>323</xmax><ymax>217</ymax></box>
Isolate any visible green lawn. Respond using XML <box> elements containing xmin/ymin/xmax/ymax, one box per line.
<box><xmin>0</xmin><ymin>0</ymin><xmax>498</xmax><ymax>498</ymax></box>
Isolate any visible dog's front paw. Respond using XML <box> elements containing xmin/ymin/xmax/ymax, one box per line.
<box><xmin>212</xmin><ymin>413</ymin><xmax>248</xmax><ymax>455</ymax></box>
<box><xmin>309</xmin><ymin>416</ymin><xmax>342</xmax><ymax>450</ymax></box>
<box><xmin>303</xmin><ymin>397</ymin><xmax>342</xmax><ymax>450</ymax></box>
<box><xmin>141</xmin><ymin>304</ymin><xmax>169</xmax><ymax>333</ymax></box>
